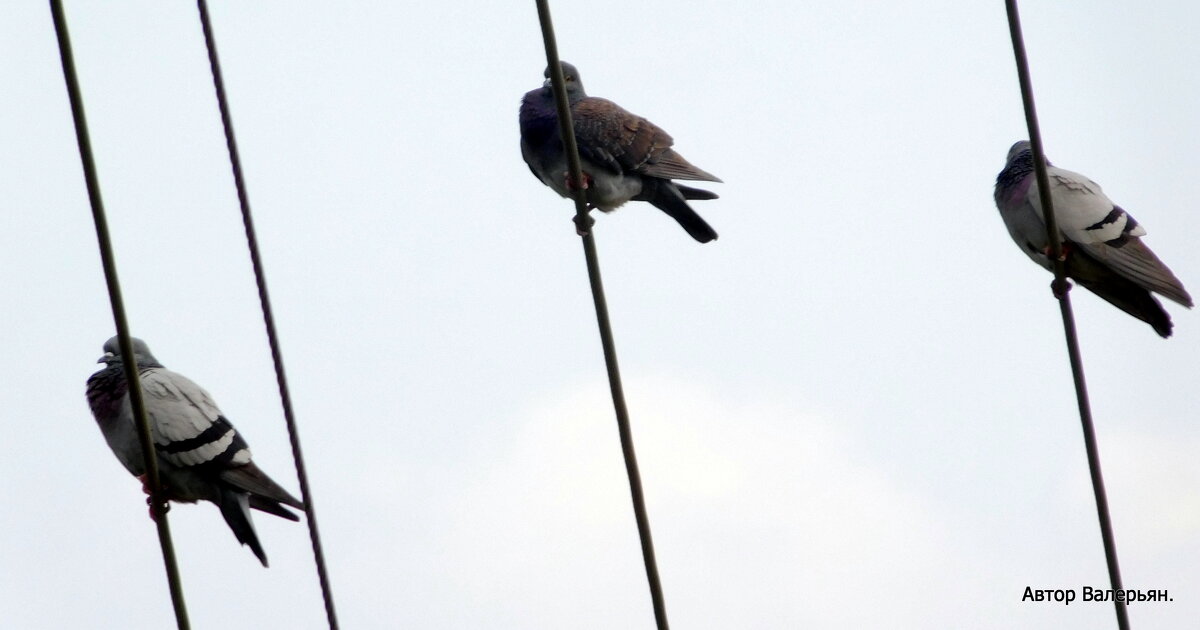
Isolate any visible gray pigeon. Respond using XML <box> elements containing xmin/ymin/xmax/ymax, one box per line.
<box><xmin>86</xmin><ymin>336</ymin><xmax>303</xmax><ymax>566</ymax></box>
<box><xmin>994</xmin><ymin>141</ymin><xmax>1193</xmax><ymax>337</ymax></box>
<box><xmin>519</xmin><ymin>61</ymin><xmax>722</xmax><ymax>243</ymax></box>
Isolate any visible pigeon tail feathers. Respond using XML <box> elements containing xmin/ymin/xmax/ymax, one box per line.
<box><xmin>218</xmin><ymin>488</ymin><xmax>269</xmax><ymax>566</ymax></box>
<box><xmin>674</xmin><ymin>183</ymin><xmax>720</xmax><ymax>201</ymax></box>
<box><xmin>220</xmin><ymin>461</ymin><xmax>305</xmax><ymax>512</ymax></box>
<box><xmin>1070</xmin><ymin>249</ymin><xmax>1174</xmax><ymax>338</ymax></box>
<box><xmin>249</xmin><ymin>496</ymin><xmax>301</xmax><ymax>521</ymax></box>
<box><xmin>637</xmin><ymin>179</ymin><xmax>718</xmax><ymax>243</ymax></box>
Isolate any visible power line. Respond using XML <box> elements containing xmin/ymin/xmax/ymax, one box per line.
<box><xmin>49</xmin><ymin>2</ymin><xmax>192</xmax><ymax>628</ymax></box>
<box><xmin>1004</xmin><ymin>3</ymin><xmax>1128</xmax><ymax>628</ymax></box>
<box><xmin>195</xmin><ymin>2</ymin><xmax>340</xmax><ymax>628</ymax></box>
<box><xmin>531</xmin><ymin>2</ymin><xmax>670</xmax><ymax>628</ymax></box>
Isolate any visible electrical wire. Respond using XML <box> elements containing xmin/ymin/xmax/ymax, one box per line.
<box><xmin>195</xmin><ymin>2</ymin><xmax>340</xmax><ymax>628</ymax></box>
<box><xmin>532</xmin><ymin>2</ymin><xmax>670</xmax><ymax>628</ymax></box>
<box><xmin>1005</xmin><ymin>3</ymin><xmax>1128</xmax><ymax>628</ymax></box>
<box><xmin>49</xmin><ymin>2</ymin><xmax>191</xmax><ymax>628</ymax></box>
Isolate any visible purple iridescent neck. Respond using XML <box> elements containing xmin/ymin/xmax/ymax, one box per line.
<box><xmin>519</xmin><ymin>88</ymin><xmax>560</xmax><ymax>146</ymax></box>
<box><xmin>86</xmin><ymin>366</ymin><xmax>129</xmax><ymax>423</ymax></box>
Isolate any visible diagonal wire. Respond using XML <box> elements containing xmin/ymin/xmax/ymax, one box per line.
<box><xmin>195</xmin><ymin>2</ymin><xmax>339</xmax><ymax>628</ymax></box>
<box><xmin>532</xmin><ymin>2</ymin><xmax>669</xmax><ymax>628</ymax></box>
<box><xmin>49</xmin><ymin>2</ymin><xmax>191</xmax><ymax>628</ymax></box>
<box><xmin>1005</xmin><ymin>2</ymin><xmax>1128</xmax><ymax>628</ymax></box>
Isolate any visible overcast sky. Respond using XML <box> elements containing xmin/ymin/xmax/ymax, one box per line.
<box><xmin>2</xmin><ymin>2</ymin><xmax>1197</xmax><ymax>628</ymax></box>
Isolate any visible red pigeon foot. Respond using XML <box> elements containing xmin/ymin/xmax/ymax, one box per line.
<box><xmin>563</xmin><ymin>171</ymin><xmax>592</xmax><ymax>192</ymax></box>
<box><xmin>1043</xmin><ymin>242</ymin><xmax>1071</xmax><ymax>262</ymax></box>
<box><xmin>137</xmin><ymin>473</ymin><xmax>151</xmax><ymax>496</ymax></box>
<box><xmin>137</xmin><ymin>474</ymin><xmax>170</xmax><ymax>520</ymax></box>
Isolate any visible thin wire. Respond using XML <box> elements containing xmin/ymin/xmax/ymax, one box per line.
<box><xmin>1005</xmin><ymin>3</ymin><xmax>1128</xmax><ymax>628</ymax></box>
<box><xmin>49</xmin><ymin>2</ymin><xmax>191</xmax><ymax>628</ymax></box>
<box><xmin>195</xmin><ymin>2</ymin><xmax>339</xmax><ymax>628</ymax></box>
<box><xmin>532</xmin><ymin>3</ymin><xmax>669</xmax><ymax>628</ymax></box>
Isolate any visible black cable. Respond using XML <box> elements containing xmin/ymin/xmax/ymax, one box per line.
<box><xmin>532</xmin><ymin>2</ymin><xmax>670</xmax><ymax>628</ymax></box>
<box><xmin>1005</xmin><ymin>3</ymin><xmax>1128</xmax><ymax>628</ymax></box>
<box><xmin>195</xmin><ymin>2</ymin><xmax>339</xmax><ymax>628</ymax></box>
<box><xmin>49</xmin><ymin>2</ymin><xmax>191</xmax><ymax>628</ymax></box>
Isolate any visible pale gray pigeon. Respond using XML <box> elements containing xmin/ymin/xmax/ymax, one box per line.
<box><xmin>86</xmin><ymin>336</ymin><xmax>303</xmax><ymax>566</ymax></box>
<box><xmin>994</xmin><ymin>141</ymin><xmax>1193</xmax><ymax>337</ymax></box>
<box><xmin>519</xmin><ymin>61</ymin><xmax>722</xmax><ymax>243</ymax></box>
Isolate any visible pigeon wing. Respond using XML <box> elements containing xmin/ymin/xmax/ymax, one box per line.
<box><xmin>572</xmin><ymin>97</ymin><xmax>720</xmax><ymax>182</ymax></box>
<box><xmin>139</xmin><ymin>369</ymin><xmax>253</xmax><ymax>470</ymax></box>
<box><xmin>1076</xmin><ymin>237</ymin><xmax>1193</xmax><ymax>307</ymax></box>
<box><xmin>1027</xmin><ymin>167</ymin><xmax>1144</xmax><ymax>244</ymax></box>
<box><xmin>1031</xmin><ymin>167</ymin><xmax>1192</xmax><ymax>306</ymax></box>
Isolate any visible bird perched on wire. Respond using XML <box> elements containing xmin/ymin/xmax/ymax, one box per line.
<box><xmin>86</xmin><ymin>336</ymin><xmax>304</xmax><ymax>566</ymax></box>
<box><xmin>519</xmin><ymin>61</ymin><xmax>723</xmax><ymax>243</ymax></box>
<box><xmin>994</xmin><ymin>140</ymin><xmax>1193</xmax><ymax>337</ymax></box>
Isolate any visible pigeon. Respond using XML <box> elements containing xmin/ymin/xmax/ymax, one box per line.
<box><xmin>86</xmin><ymin>336</ymin><xmax>303</xmax><ymax>566</ymax></box>
<box><xmin>519</xmin><ymin>61</ymin><xmax>722</xmax><ymax>243</ymax></box>
<box><xmin>994</xmin><ymin>140</ymin><xmax>1193</xmax><ymax>337</ymax></box>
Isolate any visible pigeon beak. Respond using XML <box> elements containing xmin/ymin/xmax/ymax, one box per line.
<box><xmin>97</xmin><ymin>352</ymin><xmax>115</xmax><ymax>364</ymax></box>
<box><xmin>542</xmin><ymin>77</ymin><xmax>553</xmax><ymax>88</ymax></box>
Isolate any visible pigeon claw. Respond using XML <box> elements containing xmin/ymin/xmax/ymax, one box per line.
<box><xmin>1051</xmin><ymin>277</ymin><xmax>1073</xmax><ymax>299</ymax></box>
<box><xmin>145</xmin><ymin>496</ymin><xmax>171</xmax><ymax>521</ymax></box>
<box><xmin>573</xmin><ymin>212</ymin><xmax>595</xmax><ymax>236</ymax></box>
<box><xmin>137</xmin><ymin>474</ymin><xmax>171</xmax><ymax>521</ymax></box>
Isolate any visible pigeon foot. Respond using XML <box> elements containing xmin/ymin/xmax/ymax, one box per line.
<box><xmin>563</xmin><ymin>171</ymin><xmax>593</xmax><ymax>192</ymax></box>
<box><xmin>573</xmin><ymin>212</ymin><xmax>595</xmax><ymax>236</ymax></box>
<box><xmin>1051</xmin><ymin>277</ymin><xmax>1073</xmax><ymax>299</ymax></box>
<box><xmin>1043</xmin><ymin>242</ymin><xmax>1071</xmax><ymax>262</ymax></box>
<box><xmin>145</xmin><ymin>496</ymin><xmax>171</xmax><ymax>521</ymax></box>
<box><xmin>137</xmin><ymin>474</ymin><xmax>171</xmax><ymax>521</ymax></box>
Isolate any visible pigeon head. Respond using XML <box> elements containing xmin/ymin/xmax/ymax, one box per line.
<box><xmin>1006</xmin><ymin>140</ymin><xmax>1031</xmax><ymax>164</ymax></box>
<box><xmin>98</xmin><ymin>336</ymin><xmax>162</xmax><ymax>368</ymax></box>
<box><xmin>997</xmin><ymin>140</ymin><xmax>1038</xmax><ymax>190</ymax></box>
<box><xmin>1004</xmin><ymin>140</ymin><xmax>1054</xmax><ymax>167</ymax></box>
<box><xmin>542</xmin><ymin>61</ymin><xmax>586</xmax><ymax>100</ymax></box>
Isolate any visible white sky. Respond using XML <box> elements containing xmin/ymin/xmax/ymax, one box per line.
<box><xmin>2</xmin><ymin>2</ymin><xmax>1197</xmax><ymax>628</ymax></box>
